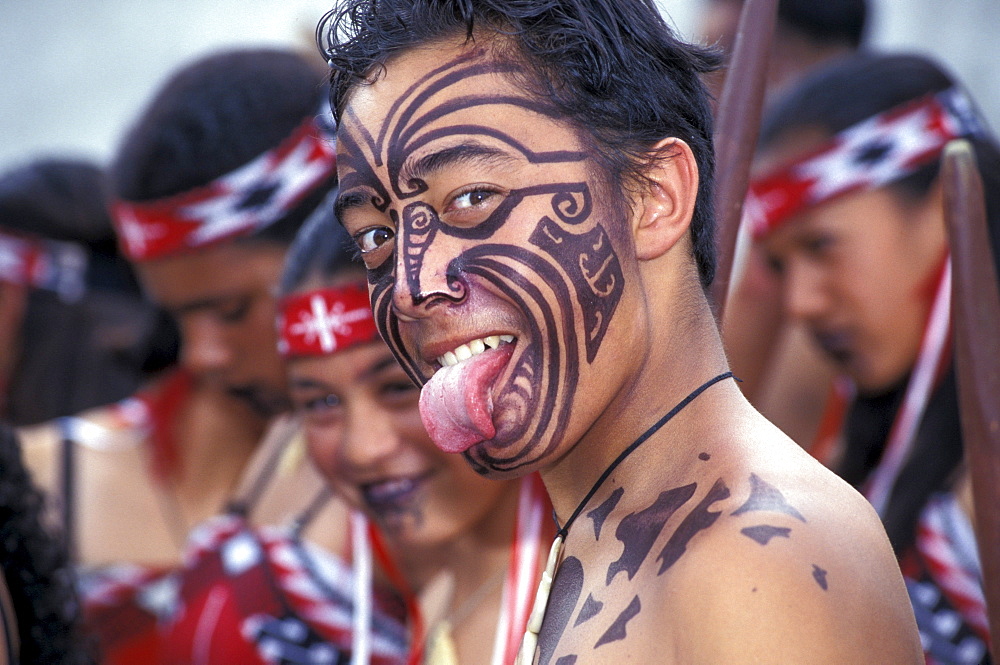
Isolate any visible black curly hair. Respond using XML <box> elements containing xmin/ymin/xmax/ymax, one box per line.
<box><xmin>0</xmin><ymin>424</ymin><xmax>94</xmax><ymax>664</ymax></box>
<box><xmin>317</xmin><ymin>0</ymin><xmax>722</xmax><ymax>286</ymax></box>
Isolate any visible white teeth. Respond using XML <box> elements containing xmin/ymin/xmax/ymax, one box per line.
<box><xmin>436</xmin><ymin>335</ymin><xmax>517</xmax><ymax>367</ymax></box>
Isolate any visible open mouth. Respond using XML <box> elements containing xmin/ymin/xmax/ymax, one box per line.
<box><xmin>419</xmin><ymin>335</ymin><xmax>519</xmax><ymax>454</ymax></box>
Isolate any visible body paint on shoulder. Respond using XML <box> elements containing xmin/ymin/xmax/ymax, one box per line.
<box><xmin>574</xmin><ymin>593</ymin><xmax>604</xmax><ymax>627</ymax></box>
<box><xmin>812</xmin><ymin>564</ymin><xmax>829</xmax><ymax>590</ymax></box>
<box><xmin>731</xmin><ymin>473</ymin><xmax>806</xmax><ymax>522</ymax></box>
<box><xmin>740</xmin><ymin>524</ymin><xmax>792</xmax><ymax>545</ymax></box>
<box><xmin>606</xmin><ymin>483</ymin><xmax>697</xmax><ymax>585</ymax></box>
<box><xmin>594</xmin><ymin>595</ymin><xmax>641</xmax><ymax>649</ymax></box>
<box><xmin>657</xmin><ymin>479</ymin><xmax>730</xmax><ymax>575</ymax></box>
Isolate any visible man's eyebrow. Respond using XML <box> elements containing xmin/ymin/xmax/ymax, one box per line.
<box><xmin>401</xmin><ymin>143</ymin><xmax>516</xmax><ymax>184</ymax></box>
<box><xmin>335</xmin><ymin>143</ymin><xmax>515</xmax><ymax>218</ymax></box>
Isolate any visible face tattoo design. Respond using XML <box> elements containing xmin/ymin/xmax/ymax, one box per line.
<box><xmin>336</xmin><ymin>47</ymin><xmax>626</xmax><ymax>476</ymax></box>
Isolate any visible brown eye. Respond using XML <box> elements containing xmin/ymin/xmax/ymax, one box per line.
<box><xmin>449</xmin><ymin>188</ymin><xmax>497</xmax><ymax>211</ymax></box>
<box><xmin>356</xmin><ymin>226</ymin><xmax>395</xmax><ymax>253</ymax></box>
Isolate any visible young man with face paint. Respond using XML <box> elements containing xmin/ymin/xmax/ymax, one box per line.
<box><xmin>319</xmin><ymin>1</ymin><xmax>923</xmax><ymax>662</ymax></box>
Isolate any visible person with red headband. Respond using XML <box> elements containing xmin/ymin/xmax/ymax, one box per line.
<box><xmin>0</xmin><ymin>158</ymin><xmax>248</xmax><ymax>664</ymax></box>
<box><xmin>0</xmin><ymin>158</ymin><xmax>176</xmax><ymax>426</ymax></box>
<box><xmin>25</xmin><ymin>48</ymin><xmax>380</xmax><ymax>664</ymax></box>
<box><xmin>749</xmin><ymin>52</ymin><xmax>999</xmax><ymax>664</ymax></box>
<box><xmin>277</xmin><ymin>201</ymin><xmax>552</xmax><ymax>665</ymax></box>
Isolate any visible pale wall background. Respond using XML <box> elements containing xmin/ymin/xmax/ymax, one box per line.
<box><xmin>1</xmin><ymin>0</ymin><xmax>997</xmax><ymax>174</ymax></box>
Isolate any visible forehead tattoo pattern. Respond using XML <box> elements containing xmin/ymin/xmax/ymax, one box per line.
<box><xmin>337</xmin><ymin>49</ymin><xmax>625</xmax><ymax>473</ymax></box>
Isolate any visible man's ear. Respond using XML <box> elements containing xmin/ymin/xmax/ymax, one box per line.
<box><xmin>633</xmin><ymin>138</ymin><xmax>699</xmax><ymax>261</ymax></box>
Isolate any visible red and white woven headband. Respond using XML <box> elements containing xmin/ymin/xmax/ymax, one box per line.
<box><xmin>113</xmin><ymin>114</ymin><xmax>337</xmax><ymax>261</ymax></box>
<box><xmin>748</xmin><ymin>88</ymin><xmax>982</xmax><ymax>240</ymax></box>
<box><xmin>277</xmin><ymin>282</ymin><xmax>378</xmax><ymax>358</ymax></box>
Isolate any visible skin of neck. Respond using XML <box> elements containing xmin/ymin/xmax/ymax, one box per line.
<box><xmin>172</xmin><ymin>383</ymin><xmax>264</xmax><ymax>515</ymax></box>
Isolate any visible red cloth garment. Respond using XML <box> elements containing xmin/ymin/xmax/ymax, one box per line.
<box><xmin>160</xmin><ymin>513</ymin><xmax>408</xmax><ymax>665</ymax></box>
<box><xmin>73</xmin><ymin>377</ymin><xmax>408</xmax><ymax>664</ymax></box>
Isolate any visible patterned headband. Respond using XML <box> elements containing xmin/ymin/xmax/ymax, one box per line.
<box><xmin>113</xmin><ymin>113</ymin><xmax>337</xmax><ymax>261</ymax></box>
<box><xmin>277</xmin><ymin>283</ymin><xmax>379</xmax><ymax>358</ymax></box>
<box><xmin>747</xmin><ymin>88</ymin><xmax>983</xmax><ymax>240</ymax></box>
<box><xmin>0</xmin><ymin>229</ymin><xmax>88</xmax><ymax>302</ymax></box>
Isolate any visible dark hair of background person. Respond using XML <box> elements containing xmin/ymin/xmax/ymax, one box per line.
<box><xmin>705</xmin><ymin>0</ymin><xmax>867</xmax><ymax>49</ymax></box>
<box><xmin>0</xmin><ymin>159</ymin><xmax>179</xmax><ymax>425</ymax></box>
<box><xmin>318</xmin><ymin>0</ymin><xmax>723</xmax><ymax>287</ymax></box>
<box><xmin>776</xmin><ymin>0</ymin><xmax>867</xmax><ymax>48</ymax></box>
<box><xmin>0</xmin><ymin>423</ymin><xmax>95</xmax><ymax>665</ymax></box>
<box><xmin>110</xmin><ymin>48</ymin><xmax>336</xmax><ymax>248</ymax></box>
<box><xmin>278</xmin><ymin>192</ymin><xmax>361</xmax><ymax>298</ymax></box>
<box><xmin>758</xmin><ymin>52</ymin><xmax>1000</xmax><ymax>554</ymax></box>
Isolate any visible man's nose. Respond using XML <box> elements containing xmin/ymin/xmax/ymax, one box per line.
<box><xmin>390</xmin><ymin>202</ymin><xmax>467</xmax><ymax>319</ymax></box>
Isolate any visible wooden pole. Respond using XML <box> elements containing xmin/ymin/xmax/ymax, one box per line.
<box><xmin>710</xmin><ymin>0</ymin><xmax>779</xmax><ymax>318</ymax></box>
<box><xmin>942</xmin><ymin>138</ymin><xmax>1000</xmax><ymax>654</ymax></box>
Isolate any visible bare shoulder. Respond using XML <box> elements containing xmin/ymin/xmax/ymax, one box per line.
<box><xmin>18</xmin><ymin>405</ymin><xmax>145</xmax><ymax>495</ymax></box>
<box><xmin>653</xmin><ymin>417</ymin><xmax>923</xmax><ymax>664</ymax></box>
<box><xmin>532</xmin><ymin>404</ymin><xmax>922</xmax><ymax>664</ymax></box>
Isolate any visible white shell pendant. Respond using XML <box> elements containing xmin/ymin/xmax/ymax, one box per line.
<box><xmin>514</xmin><ymin>534</ymin><xmax>564</xmax><ymax>665</ymax></box>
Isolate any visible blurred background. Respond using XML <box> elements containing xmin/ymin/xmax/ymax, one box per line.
<box><xmin>1</xmin><ymin>0</ymin><xmax>998</xmax><ymax>173</ymax></box>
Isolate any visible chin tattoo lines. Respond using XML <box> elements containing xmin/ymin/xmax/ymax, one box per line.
<box><xmin>337</xmin><ymin>50</ymin><xmax>625</xmax><ymax>475</ymax></box>
<box><xmin>536</xmin><ymin>467</ymin><xmax>828</xmax><ymax>664</ymax></box>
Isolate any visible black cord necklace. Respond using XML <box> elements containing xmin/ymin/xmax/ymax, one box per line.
<box><xmin>514</xmin><ymin>370</ymin><xmax>735</xmax><ymax>664</ymax></box>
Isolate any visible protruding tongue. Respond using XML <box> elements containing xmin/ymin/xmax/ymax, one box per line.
<box><xmin>419</xmin><ymin>344</ymin><xmax>514</xmax><ymax>453</ymax></box>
